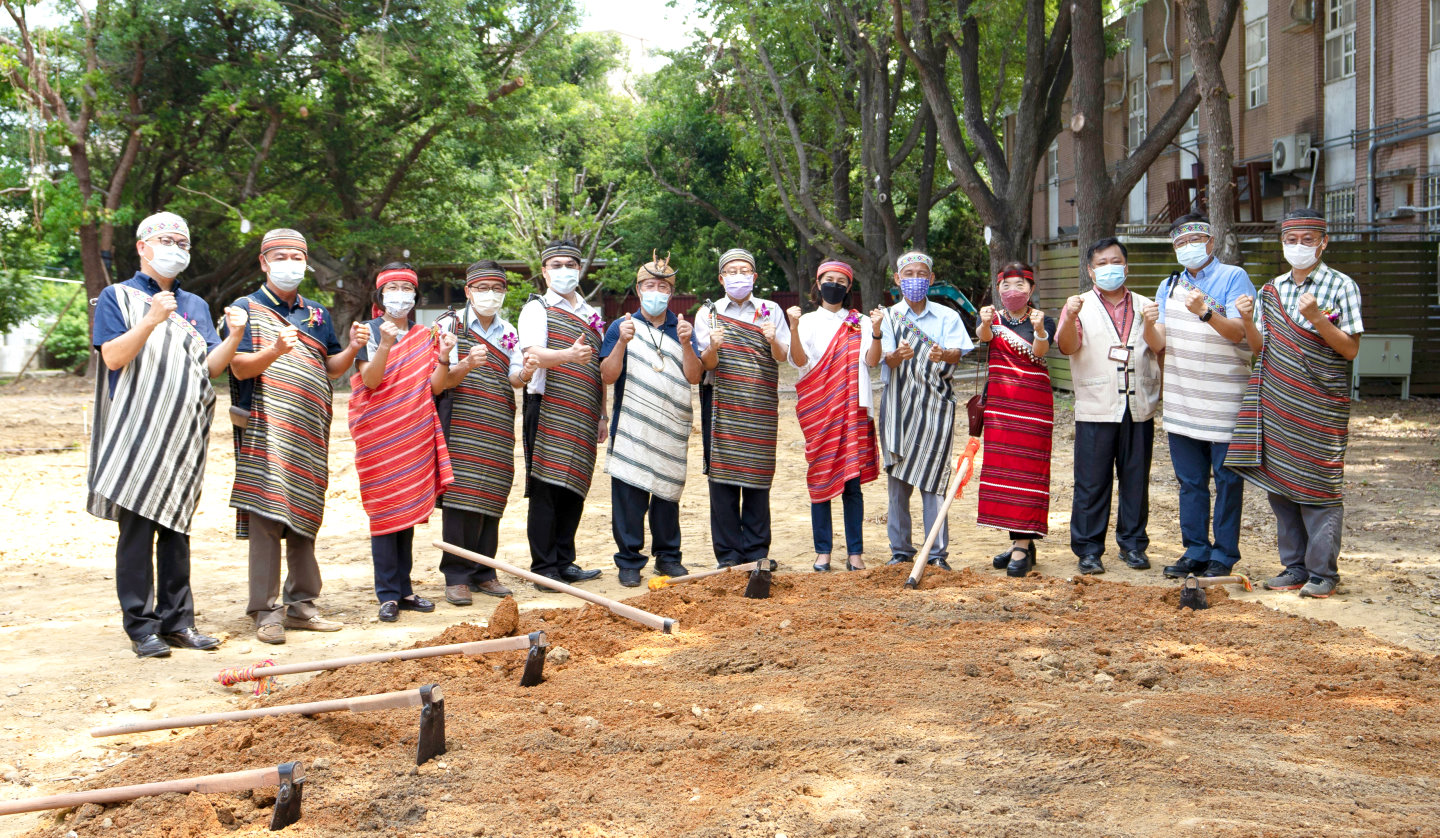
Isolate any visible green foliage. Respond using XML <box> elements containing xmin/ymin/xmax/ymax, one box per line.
<box><xmin>41</xmin><ymin>285</ymin><xmax>90</xmax><ymax>369</ymax></box>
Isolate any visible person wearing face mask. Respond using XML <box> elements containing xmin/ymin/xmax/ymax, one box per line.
<box><xmin>788</xmin><ymin>261</ymin><xmax>885</xmax><ymax>572</ymax></box>
<box><xmin>693</xmin><ymin>248</ymin><xmax>789</xmax><ymax>570</ymax></box>
<box><xmin>516</xmin><ymin>240</ymin><xmax>608</xmax><ymax>590</ymax></box>
<box><xmin>1054</xmin><ymin>238</ymin><xmax>1163</xmax><ymax>576</ymax></box>
<box><xmin>1143</xmin><ymin>215</ymin><xmax>1259</xmax><ymax>583</ymax></box>
<box><xmin>434</xmin><ymin>260</ymin><xmax>528</xmax><ymax>605</ymax></box>
<box><xmin>878</xmin><ymin>251</ymin><xmax>972</xmax><ymax>572</ymax></box>
<box><xmin>1226</xmin><ymin>209</ymin><xmax>1363</xmax><ymax>600</ymax></box>
<box><xmin>89</xmin><ymin>211</ymin><xmax>248</xmax><ymax>658</ymax></box>
<box><xmin>599</xmin><ymin>253</ymin><xmax>704</xmax><ymax>587</ymax></box>
<box><xmin>225</xmin><ymin>228</ymin><xmax>369</xmax><ymax>645</ymax></box>
<box><xmin>974</xmin><ymin>262</ymin><xmax>1055</xmax><ymax>577</ymax></box>
<box><xmin>350</xmin><ymin>262</ymin><xmax>454</xmax><ymax>622</ymax></box>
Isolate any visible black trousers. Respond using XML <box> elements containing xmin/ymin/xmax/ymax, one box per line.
<box><xmin>115</xmin><ymin>507</ymin><xmax>195</xmax><ymax>640</ymax></box>
<box><xmin>440</xmin><ymin>508</ymin><xmax>499</xmax><ymax>585</ymax></box>
<box><xmin>699</xmin><ymin>383</ymin><xmax>714</xmax><ymax>469</ymax></box>
<box><xmin>1070</xmin><ymin>408</ymin><xmax>1154</xmax><ymax>558</ymax></box>
<box><xmin>709</xmin><ymin>480</ymin><xmax>771</xmax><ymax>567</ymax></box>
<box><xmin>611</xmin><ymin>477</ymin><xmax>681</xmax><ymax>570</ymax></box>
<box><xmin>371</xmin><ymin>526</ymin><xmax>415</xmax><ymax>604</ymax></box>
<box><xmin>523</xmin><ymin>392</ymin><xmax>587</xmax><ymax>578</ymax></box>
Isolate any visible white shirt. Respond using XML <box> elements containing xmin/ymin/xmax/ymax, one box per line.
<box><xmin>517</xmin><ymin>289</ymin><xmax>599</xmax><ymax>395</ymax></box>
<box><xmin>692</xmin><ymin>294</ymin><xmax>791</xmax><ymax>353</ymax></box>
<box><xmin>447</xmin><ymin>305</ymin><xmax>522</xmax><ymax>381</ymax></box>
<box><xmin>791</xmin><ymin>307</ymin><xmax>876</xmax><ymax>410</ymax></box>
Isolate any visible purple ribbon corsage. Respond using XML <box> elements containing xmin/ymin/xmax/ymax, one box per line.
<box><xmin>305</xmin><ymin>306</ymin><xmax>324</xmax><ymax>328</ymax></box>
<box><xmin>843</xmin><ymin>310</ymin><xmax>862</xmax><ymax>330</ymax></box>
<box><xmin>1320</xmin><ymin>306</ymin><xmax>1341</xmax><ymax>325</ymax></box>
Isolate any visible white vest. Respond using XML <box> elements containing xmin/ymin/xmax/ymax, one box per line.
<box><xmin>1071</xmin><ymin>288</ymin><xmax>1161</xmax><ymax>423</ymax></box>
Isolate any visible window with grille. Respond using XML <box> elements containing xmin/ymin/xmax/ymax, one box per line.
<box><xmin>1324</xmin><ymin>187</ymin><xmax>1357</xmax><ymax>224</ymax></box>
<box><xmin>1128</xmin><ymin>78</ymin><xmax>1147</xmax><ymax>151</ymax></box>
<box><xmin>1326</xmin><ymin>0</ymin><xmax>1356</xmax><ymax>81</ymax></box>
<box><xmin>1432</xmin><ymin>0</ymin><xmax>1440</xmax><ymax>49</ymax></box>
<box><xmin>1246</xmin><ymin>18</ymin><xmax>1268</xmax><ymax>108</ymax></box>
<box><xmin>1427</xmin><ymin>174</ymin><xmax>1440</xmax><ymax>229</ymax></box>
<box><xmin>1180</xmin><ymin>54</ymin><xmax>1198</xmax><ymax>131</ymax></box>
<box><xmin>1046</xmin><ymin>143</ymin><xmax>1058</xmax><ymax>186</ymax></box>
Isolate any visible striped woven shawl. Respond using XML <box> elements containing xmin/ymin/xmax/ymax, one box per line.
<box><xmin>795</xmin><ymin>317</ymin><xmax>879</xmax><ymax>504</ymax></box>
<box><xmin>976</xmin><ymin>324</ymin><xmax>1054</xmax><ymax>535</ymax></box>
<box><xmin>1161</xmin><ymin>274</ymin><xmax>1253</xmax><ymax>443</ymax></box>
<box><xmin>706</xmin><ymin>311</ymin><xmax>779</xmax><ymax>489</ymax></box>
<box><xmin>441</xmin><ymin>326</ymin><xmax>516</xmax><ymax>518</ymax></box>
<box><xmin>529</xmin><ymin>303</ymin><xmax>603</xmax><ymax>498</ymax></box>
<box><xmin>879</xmin><ymin>312</ymin><xmax>956</xmax><ymax>494</ymax></box>
<box><xmin>605</xmin><ymin>319</ymin><xmax>693</xmax><ymax>502</ymax></box>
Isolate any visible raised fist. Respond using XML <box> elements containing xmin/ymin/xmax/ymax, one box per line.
<box><xmin>1298</xmin><ymin>292</ymin><xmax>1320</xmax><ymax>321</ymax></box>
<box><xmin>979</xmin><ymin>305</ymin><xmax>995</xmax><ymax>327</ymax></box>
<box><xmin>786</xmin><ymin>305</ymin><xmax>803</xmax><ymax>323</ymax></box>
<box><xmin>1142</xmin><ymin>301</ymin><xmax>1160</xmax><ymax>326</ymax></box>
<box><xmin>379</xmin><ymin>321</ymin><xmax>401</xmax><ymax>348</ymax></box>
<box><xmin>466</xmin><ymin>343</ymin><xmax>488</xmax><ymax>368</ymax></box>
<box><xmin>869</xmin><ymin>307</ymin><xmax>886</xmax><ymax>332</ymax></box>
<box><xmin>274</xmin><ymin>324</ymin><xmax>299</xmax><ymax>354</ymax></box>
<box><xmin>1234</xmin><ymin>295</ymin><xmax>1254</xmax><ymax>320</ymax></box>
<box><xmin>224</xmin><ymin>305</ymin><xmax>248</xmax><ymax>332</ymax></box>
<box><xmin>1029</xmin><ymin>308</ymin><xmax>1045</xmax><ymax>331</ymax></box>
<box><xmin>1064</xmin><ymin>295</ymin><xmax>1085</xmax><ymax>316</ymax></box>
<box><xmin>437</xmin><ymin>330</ymin><xmax>457</xmax><ymax>356</ymax></box>
<box><xmin>145</xmin><ymin>291</ymin><xmax>177</xmax><ymax>325</ymax></box>
<box><xmin>1185</xmin><ymin>289</ymin><xmax>1207</xmax><ymax>317</ymax></box>
<box><xmin>760</xmin><ymin>320</ymin><xmax>776</xmax><ymax>342</ymax></box>
<box><xmin>350</xmin><ymin>320</ymin><xmax>370</xmax><ymax>348</ymax></box>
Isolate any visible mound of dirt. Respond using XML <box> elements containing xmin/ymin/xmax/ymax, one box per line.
<box><xmin>29</xmin><ymin>567</ymin><xmax>1440</xmax><ymax>837</ymax></box>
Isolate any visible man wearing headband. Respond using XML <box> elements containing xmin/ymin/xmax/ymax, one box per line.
<box><xmin>434</xmin><ymin>261</ymin><xmax>528</xmax><ymax>605</ymax></box>
<box><xmin>878</xmin><ymin>250</ymin><xmax>971</xmax><ymax>571</ymax></box>
<box><xmin>1144</xmin><ymin>214</ymin><xmax>1258</xmax><ymax>583</ymax></box>
<box><xmin>1227</xmin><ymin>208</ymin><xmax>1363</xmax><ymax>600</ymax></box>
<box><xmin>1055</xmin><ymin>237</ymin><xmax>1164</xmax><ymax>576</ymax></box>
<box><xmin>694</xmin><ymin>247</ymin><xmax>789</xmax><ymax>570</ymax></box>
<box><xmin>517</xmin><ymin>240</ymin><xmax>607</xmax><ymax>590</ymax></box>
<box><xmin>600</xmin><ymin>253</ymin><xmax>704</xmax><ymax>587</ymax></box>
<box><xmin>225</xmin><ymin>228</ymin><xmax>369</xmax><ymax>644</ymax></box>
<box><xmin>89</xmin><ymin>211</ymin><xmax>247</xmax><ymax>657</ymax></box>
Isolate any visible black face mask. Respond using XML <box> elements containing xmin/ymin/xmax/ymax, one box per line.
<box><xmin>818</xmin><ymin>281</ymin><xmax>848</xmax><ymax>305</ymax></box>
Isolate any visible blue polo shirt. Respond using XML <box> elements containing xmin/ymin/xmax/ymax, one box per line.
<box><xmin>225</xmin><ymin>284</ymin><xmax>343</xmax><ymax>410</ymax></box>
<box><xmin>92</xmin><ymin>272</ymin><xmax>221</xmax><ymax>393</ymax></box>
<box><xmin>600</xmin><ymin>311</ymin><xmax>701</xmax><ymax>438</ymax></box>
<box><xmin>1156</xmin><ymin>258</ymin><xmax>1256</xmax><ymax>322</ymax></box>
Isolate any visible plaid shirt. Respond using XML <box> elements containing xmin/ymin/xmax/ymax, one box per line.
<box><xmin>1259</xmin><ymin>262</ymin><xmax>1364</xmax><ymax>336</ymax></box>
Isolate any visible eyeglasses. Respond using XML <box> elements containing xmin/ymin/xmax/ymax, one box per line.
<box><xmin>1282</xmin><ymin>234</ymin><xmax>1324</xmax><ymax>246</ymax></box>
<box><xmin>720</xmin><ymin>268</ymin><xmax>752</xmax><ymax>277</ymax></box>
<box><xmin>1173</xmin><ymin>234</ymin><xmax>1210</xmax><ymax>247</ymax></box>
<box><xmin>150</xmin><ymin>235</ymin><xmax>191</xmax><ymax>251</ymax></box>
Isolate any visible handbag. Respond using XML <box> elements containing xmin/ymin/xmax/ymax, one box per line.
<box><xmin>966</xmin><ymin>391</ymin><xmax>985</xmax><ymax>437</ymax></box>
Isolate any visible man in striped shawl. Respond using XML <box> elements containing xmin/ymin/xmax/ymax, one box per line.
<box><xmin>1227</xmin><ymin>209</ymin><xmax>1363</xmax><ymax>600</ymax></box>
<box><xmin>600</xmin><ymin>253</ymin><xmax>703</xmax><ymax>587</ymax></box>
<box><xmin>89</xmin><ymin>211</ymin><xmax>247</xmax><ymax>658</ymax></box>
<box><xmin>1143</xmin><ymin>215</ymin><xmax>1258</xmax><ymax>582</ymax></box>
<box><xmin>435</xmin><ymin>260</ymin><xmax>530</xmax><ymax>605</ymax></box>
<box><xmin>878</xmin><ymin>251</ymin><xmax>972</xmax><ymax>570</ymax></box>
<box><xmin>226</xmin><ymin>228</ymin><xmax>368</xmax><ymax>645</ymax></box>
<box><xmin>518</xmin><ymin>240</ymin><xmax>607</xmax><ymax>590</ymax></box>
<box><xmin>694</xmin><ymin>248</ymin><xmax>789</xmax><ymax>569</ymax></box>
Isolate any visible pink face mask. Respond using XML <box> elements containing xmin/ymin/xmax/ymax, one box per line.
<box><xmin>999</xmin><ymin>288</ymin><xmax>1031</xmax><ymax>313</ymax></box>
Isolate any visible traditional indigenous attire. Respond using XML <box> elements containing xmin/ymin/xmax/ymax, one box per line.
<box><xmin>693</xmin><ymin>247</ymin><xmax>789</xmax><ymax>567</ymax></box>
<box><xmin>976</xmin><ymin>274</ymin><xmax>1056</xmax><ymax>541</ymax></box>
<box><xmin>1067</xmin><ymin>285</ymin><xmax>1161</xmax><ymax>562</ymax></box>
<box><xmin>227</xmin><ymin>229</ymin><xmax>344</xmax><ymax>628</ymax></box>
<box><xmin>438</xmin><ymin>263</ymin><xmax>523</xmax><ymax>589</ymax></box>
<box><xmin>1157</xmin><ymin>221</ymin><xmax>1258</xmax><ymax>573</ymax></box>
<box><xmin>794</xmin><ymin>262</ymin><xmax>880</xmax><ymax>556</ymax></box>
<box><xmin>1227</xmin><ymin>220</ymin><xmax>1362</xmax><ymax>585</ymax></box>
<box><xmin>518</xmin><ymin>243</ymin><xmax>605</xmax><ymax>579</ymax></box>
<box><xmin>88</xmin><ymin>212</ymin><xmax>219</xmax><ymax>644</ymax></box>
<box><xmin>601</xmin><ymin>256</ymin><xmax>700</xmax><ymax>572</ymax></box>
<box><xmin>350</xmin><ymin>267</ymin><xmax>453</xmax><ymax>604</ymax></box>
<box><xmin>879</xmin><ymin>253</ymin><xmax>972</xmax><ymax>565</ymax></box>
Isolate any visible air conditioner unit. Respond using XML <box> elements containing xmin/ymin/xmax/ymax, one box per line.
<box><xmin>1272</xmin><ymin>134</ymin><xmax>1312</xmax><ymax>174</ymax></box>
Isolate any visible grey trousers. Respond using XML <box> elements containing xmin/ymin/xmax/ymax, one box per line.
<box><xmin>246</xmin><ymin>514</ymin><xmax>322</xmax><ymax>626</ymax></box>
<box><xmin>1268</xmin><ymin>492</ymin><xmax>1343</xmax><ymax>582</ymax></box>
<box><xmin>887</xmin><ymin>475</ymin><xmax>948</xmax><ymax>562</ymax></box>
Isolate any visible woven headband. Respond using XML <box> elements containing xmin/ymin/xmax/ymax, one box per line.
<box><xmin>997</xmin><ymin>268</ymin><xmax>1035</xmax><ymax>282</ymax></box>
<box><xmin>261</xmin><ymin>228</ymin><xmax>307</xmax><ymax>256</ymax></box>
<box><xmin>1280</xmin><ymin>216</ymin><xmax>1328</xmax><ymax>235</ymax></box>
<box><xmin>718</xmin><ymin>248</ymin><xmax>755</xmax><ymax>271</ymax></box>
<box><xmin>465</xmin><ymin>265</ymin><xmax>508</xmax><ymax>286</ymax></box>
<box><xmin>375</xmin><ymin>268</ymin><xmax>418</xmax><ymax>289</ymax></box>
<box><xmin>540</xmin><ymin>243</ymin><xmax>583</xmax><ymax>263</ymax></box>
<box><xmin>896</xmin><ymin>252</ymin><xmax>933</xmax><ymax>271</ymax></box>
<box><xmin>1170</xmin><ymin>221</ymin><xmax>1211</xmax><ymax>243</ymax></box>
<box><xmin>816</xmin><ymin>260</ymin><xmax>853</xmax><ymax>280</ymax></box>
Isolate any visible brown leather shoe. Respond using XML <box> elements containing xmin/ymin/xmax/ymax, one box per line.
<box><xmin>283</xmin><ymin>615</ymin><xmax>343</xmax><ymax>632</ymax></box>
<box><xmin>256</xmin><ymin>623</ymin><xmax>285</xmax><ymax>645</ymax></box>
<box><xmin>472</xmin><ymin>579</ymin><xmax>512</xmax><ymax>598</ymax></box>
<box><xmin>445</xmin><ymin>584</ymin><xmax>473</xmax><ymax>606</ymax></box>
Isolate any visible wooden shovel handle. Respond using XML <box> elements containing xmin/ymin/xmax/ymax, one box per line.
<box><xmin>0</xmin><ymin>763</ymin><xmax>303</xmax><ymax>815</ymax></box>
<box><xmin>213</xmin><ymin>635</ymin><xmax>534</xmax><ymax>682</ymax></box>
<box><xmin>661</xmin><ymin>561</ymin><xmax>760</xmax><ymax>586</ymax></box>
<box><xmin>905</xmin><ymin>455</ymin><xmax>967</xmax><ymax>588</ymax></box>
<box><xmin>91</xmin><ymin>687</ymin><xmax>437</xmax><ymax>737</ymax></box>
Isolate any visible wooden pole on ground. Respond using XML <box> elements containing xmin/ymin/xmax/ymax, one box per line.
<box><xmin>0</xmin><ymin>764</ymin><xmax>304</xmax><ymax>816</ymax></box>
<box><xmin>91</xmin><ymin>687</ymin><xmax>439</xmax><ymax>738</ymax></box>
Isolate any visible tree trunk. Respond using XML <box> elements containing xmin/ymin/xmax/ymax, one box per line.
<box><xmin>1179</xmin><ymin>0</ymin><xmax>1241</xmax><ymax>264</ymax></box>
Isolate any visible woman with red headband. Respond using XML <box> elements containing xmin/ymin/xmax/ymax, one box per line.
<box><xmin>786</xmin><ymin>260</ymin><xmax>884</xmax><ymax>572</ymax></box>
<box><xmin>975</xmin><ymin>262</ymin><xmax>1055</xmax><ymax>577</ymax></box>
<box><xmin>349</xmin><ymin>262</ymin><xmax>454</xmax><ymax>622</ymax></box>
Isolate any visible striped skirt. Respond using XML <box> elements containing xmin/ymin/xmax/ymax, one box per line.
<box><xmin>976</xmin><ymin>325</ymin><xmax>1053</xmax><ymax>535</ymax></box>
<box><xmin>529</xmin><ymin>305</ymin><xmax>603</xmax><ymax>498</ymax></box>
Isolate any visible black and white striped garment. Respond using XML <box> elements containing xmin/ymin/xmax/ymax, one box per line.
<box><xmin>879</xmin><ymin>315</ymin><xmax>956</xmax><ymax>494</ymax></box>
<box><xmin>87</xmin><ymin>285</ymin><xmax>217</xmax><ymax>534</ymax></box>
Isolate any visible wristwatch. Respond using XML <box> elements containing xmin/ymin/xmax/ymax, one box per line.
<box><xmin>1199</xmin><ymin>310</ymin><xmax>1214</xmax><ymax>323</ymax></box>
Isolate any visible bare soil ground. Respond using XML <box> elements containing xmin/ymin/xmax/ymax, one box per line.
<box><xmin>0</xmin><ymin>373</ymin><xmax>1437</xmax><ymax>837</ymax></box>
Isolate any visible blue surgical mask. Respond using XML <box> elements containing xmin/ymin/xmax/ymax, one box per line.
<box><xmin>640</xmin><ymin>290</ymin><xmax>671</xmax><ymax>317</ymax></box>
<box><xmin>1092</xmin><ymin>264</ymin><xmax>1127</xmax><ymax>292</ymax></box>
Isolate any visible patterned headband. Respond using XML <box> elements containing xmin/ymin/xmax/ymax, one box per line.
<box><xmin>1280</xmin><ymin>216</ymin><xmax>1328</xmax><ymax>235</ymax></box>
<box><xmin>261</xmin><ymin>228</ymin><xmax>307</xmax><ymax>256</ymax></box>
<box><xmin>465</xmin><ymin>265</ymin><xmax>508</xmax><ymax>286</ymax></box>
<box><xmin>1170</xmin><ymin>221</ymin><xmax>1211</xmax><ymax>243</ymax></box>
<box><xmin>997</xmin><ymin>267</ymin><xmax>1035</xmax><ymax>282</ymax></box>
<box><xmin>816</xmin><ymin>260</ymin><xmax>853</xmax><ymax>280</ymax></box>
<box><xmin>375</xmin><ymin>268</ymin><xmax>418</xmax><ymax>289</ymax></box>
<box><xmin>896</xmin><ymin>252</ymin><xmax>933</xmax><ymax>271</ymax></box>
<box><xmin>136</xmin><ymin>211</ymin><xmax>189</xmax><ymax>242</ymax></box>
<box><xmin>718</xmin><ymin>248</ymin><xmax>755</xmax><ymax>271</ymax></box>
<box><xmin>540</xmin><ymin>242</ymin><xmax>583</xmax><ymax>263</ymax></box>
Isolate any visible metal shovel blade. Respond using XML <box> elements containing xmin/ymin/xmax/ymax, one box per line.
<box><xmin>268</xmin><ymin>762</ymin><xmax>304</xmax><ymax>831</ymax></box>
<box><xmin>520</xmin><ymin>644</ymin><xmax>548</xmax><ymax>687</ymax></box>
<box><xmin>1179</xmin><ymin>576</ymin><xmax>1208</xmax><ymax>610</ymax></box>
<box><xmin>416</xmin><ymin>684</ymin><xmax>446</xmax><ymax>766</ymax></box>
<box><xmin>744</xmin><ymin>561</ymin><xmax>776</xmax><ymax>599</ymax></box>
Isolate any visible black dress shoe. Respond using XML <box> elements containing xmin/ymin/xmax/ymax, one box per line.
<box><xmin>927</xmin><ymin>557</ymin><xmax>953</xmax><ymax>571</ymax></box>
<box><xmin>131</xmin><ymin>634</ymin><xmax>171</xmax><ymax>658</ymax></box>
<box><xmin>398</xmin><ymin>595</ymin><xmax>434</xmax><ymax>613</ymax></box>
<box><xmin>558</xmin><ymin>564</ymin><xmax>602</xmax><ymax>583</ymax></box>
<box><xmin>162</xmin><ymin>627</ymin><xmax>220</xmax><ymax>651</ymax></box>
<box><xmin>1006</xmin><ymin>544</ymin><xmax>1035</xmax><ymax>578</ymax></box>
<box><xmin>992</xmin><ymin>549</ymin><xmax>1013</xmax><ymax>570</ymax></box>
<box><xmin>1200</xmin><ymin>560</ymin><xmax>1233</xmax><ymax>578</ymax></box>
<box><xmin>886</xmin><ymin>556</ymin><xmax>905</xmax><ymax>566</ymax></box>
<box><xmin>378</xmin><ymin>601</ymin><xmax>399</xmax><ymax>622</ymax></box>
<box><xmin>1121</xmin><ymin>550</ymin><xmax>1150</xmax><ymax>570</ymax></box>
<box><xmin>618</xmin><ymin>567</ymin><xmax>642</xmax><ymax>588</ymax></box>
<box><xmin>533</xmin><ymin>574</ymin><xmax>565</xmax><ymax>592</ymax></box>
<box><xmin>655</xmin><ymin>561</ymin><xmax>688</xmax><ymax>577</ymax></box>
<box><xmin>1078</xmin><ymin>554</ymin><xmax>1105</xmax><ymax>575</ymax></box>
<box><xmin>1163</xmin><ymin>556</ymin><xmax>1205</xmax><ymax>578</ymax></box>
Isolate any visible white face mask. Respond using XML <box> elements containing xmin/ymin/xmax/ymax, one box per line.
<box><xmin>146</xmin><ymin>243</ymin><xmax>191</xmax><ymax>279</ymax></box>
<box><xmin>383</xmin><ymin>289</ymin><xmax>415</xmax><ymax>318</ymax></box>
<box><xmin>547</xmin><ymin>268</ymin><xmax>580</xmax><ymax>295</ymax></box>
<box><xmin>268</xmin><ymin>260</ymin><xmax>306</xmax><ymax>292</ymax></box>
<box><xmin>1283</xmin><ymin>243</ymin><xmax>1319</xmax><ymax>270</ymax></box>
<box><xmin>470</xmin><ymin>289</ymin><xmax>505</xmax><ymax>317</ymax></box>
<box><xmin>1175</xmin><ymin>242</ymin><xmax>1210</xmax><ymax>271</ymax></box>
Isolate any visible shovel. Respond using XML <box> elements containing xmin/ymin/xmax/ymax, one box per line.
<box><xmin>905</xmin><ymin>438</ymin><xmax>980</xmax><ymax>590</ymax></box>
<box><xmin>416</xmin><ymin>684</ymin><xmax>446</xmax><ymax>765</ymax></box>
<box><xmin>92</xmin><ymin>686</ymin><xmax>442</xmax><ymax>737</ymax></box>
<box><xmin>648</xmin><ymin>560</ymin><xmax>777</xmax><ymax>599</ymax></box>
<box><xmin>1179</xmin><ymin>575</ymin><xmax>1208</xmax><ymax>610</ymax></box>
